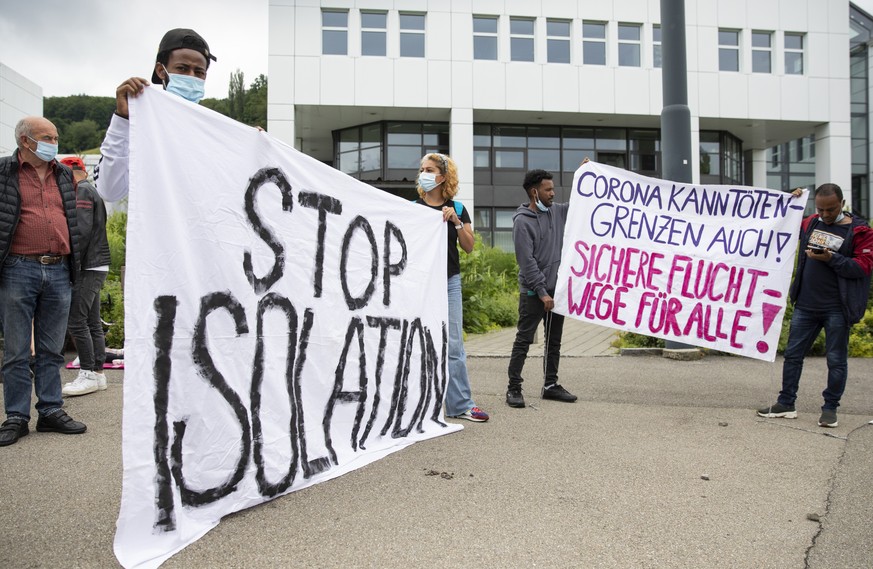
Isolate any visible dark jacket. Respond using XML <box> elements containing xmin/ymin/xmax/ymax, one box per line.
<box><xmin>74</xmin><ymin>179</ymin><xmax>111</xmax><ymax>270</ymax></box>
<box><xmin>512</xmin><ymin>201</ymin><xmax>570</xmax><ymax>298</ymax></box>
<box><xmin>790</xmin><ymin>213</ymin><xmax>873</xmax><ymax>325</ymax></box>
<box><xmin>0</xmin><ymin>150</ymin><xmax>80</xmax><ymax>281</ymax></box>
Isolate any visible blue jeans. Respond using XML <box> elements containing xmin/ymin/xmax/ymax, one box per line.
<box><xmin>779</xmin><ymin>306</ymin><xmax>850</xmax><ymax>411</ymax></box>
<box><xmin>67</xmin><ymin>269</ymin><xmax>108</xmax><ymax>371</ymax></box>
<box><xmin>445</xmin><ymin>274</ymin><xmax>476</xmax><ymax>416</ymax></box>
<box><xmin>0</xmin><ymin>256</ymin><xmax>72</xmax><ymax>421</ymax></box>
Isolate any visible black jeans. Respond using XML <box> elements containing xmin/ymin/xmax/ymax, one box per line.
<box><xmin>67</xmin><ymin>270</ymin><xmax>108</xmax><ymax>372</ymax></box>
<box><xmin>507</xmin><ymin>292</ymin><xmax>564</xmax><ymax>389</ymax></box>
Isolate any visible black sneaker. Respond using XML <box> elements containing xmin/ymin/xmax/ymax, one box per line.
<box><xmin>756</xmin><ymin>403</ymin><xmax>797</xmax><ymax>419</ymax></box>
<box><xmin>506</xmin><ymin>387</ymin><xmax>525</xmax><ymax>408</ymax></box>
<box><xmin>818</xmin><ymin>409</ymin><xmax>838</xmax><ymax>428</ymax></box>
<box><xmin>36</xmin><ymin>410</ymin><xmax>87</xmax><ymax>434</ymax></box>
<box><xmin>542</xmin><ymin>384</ymin><xmax>577</xmax><ymax>403</ymax></box>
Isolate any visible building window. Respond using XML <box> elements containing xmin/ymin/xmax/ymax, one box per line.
<box><xmin>336</xmin><ymin>123</ymin><xmax>382</xmax><ymax>181</ymax></box>
<box><xmin>583</xmin><ymin>21</ymin><xmax>607</xmax><ymax>65</ymax></box>
<box><xmin>718</xmin><ymin>29</ymin><xmax>739</xmax><ymax>71</ymax></box>
<box><xmin>618</xmin><ymin>23</ymin><xmax>641</xmax><ymax>67</ymax></box>
<box><xmin>751</xmin><ymin>31</ymin><xmax>772</xmax><ymax>73</ymax></box>
<box><xmin>547</xmin><ymin>19</ymin><xmax>571</xmax><ymax>63</ymax></box>
<box><xmin>361</xmin><ymin>11</ymin><xmax>387</xmax><ymax>56</ymax></box>
<box><xmin>785</xmin><ymin>33</ymin><xmax>804</xmax><ymax>75</ymax></box>
<box><xmin>700</xmin><ymin>131</ymin><xmax>743</xmax><ymax>186</ymax></box>
<box><xmin>653</xmin><ymin>24</ymin><xmax>662</xmax><ymax>68</ymax></box>
<box><xmin>399</xmin><ymin>13</ymin><xmax>426</xmax><ymax>57</ymax></box>
<box><xmin>473</xmin><ymin>15</ymin><xmax>499</xmax><ymax>60</ymax></box>
<box><xmin>510</xmin><ymin>17</ymin><xmax>535</xmax><ymax>62</ymax></box>
<box><xmin>333</xmin><ymin>121</ymin><xmax>449</xmax><ymax>188</ymax></box>
<box><xmin>386</xmin><ymin>122</ymin><xmax>449</xmax><ymax>180</ymax></box>
<box><xmin>322</xmin><ymin>10</ymin><xmax>348</xmax><ymax>55</ymax></box>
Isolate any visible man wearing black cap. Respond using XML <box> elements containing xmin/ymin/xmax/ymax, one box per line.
<box><xmin>97</xmin><ymin>28</ymin><xmax>217</xmax><ymax>202</ymax></box>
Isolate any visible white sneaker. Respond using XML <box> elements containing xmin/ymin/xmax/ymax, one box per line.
<box><xmin>62</xmin><ymin>370</ymin><xmax>100</xmax><ymax>397</ymax></box>
<box><xmin>93</xmin><ymin>372</ymin><xmax>108</xmax><ymax>391</ymax></box>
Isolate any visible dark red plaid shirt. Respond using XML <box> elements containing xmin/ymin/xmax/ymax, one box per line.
<box><xmin>10</xmin><ymin>155</ymin><xmax>71</xmax><ymax>256</ymax></box>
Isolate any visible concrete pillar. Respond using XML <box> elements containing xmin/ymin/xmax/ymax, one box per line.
<box><xmin>815</xmin><ymin>122</ymin><xmax>852</xmax><ymax>203</ymax></box>
<box><xmin>450</xmin><ymin>107</ymin><xmax>475</xmax><ymax>223</ymax></box>
<box><xmin>750</xmin><ymin>148</ymin><xmax>769</xmax><ymax>188</ymax></box>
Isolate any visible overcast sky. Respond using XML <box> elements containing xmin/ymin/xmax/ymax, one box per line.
<box><xmin>3</xmin><ymin>1</ymin><xmax>872</xmax><ymax>101</ymax></box>
<box><xmin>0</xmin><ymin>0</ymin><xmax>268</xmax><ymax>100</ymax></box>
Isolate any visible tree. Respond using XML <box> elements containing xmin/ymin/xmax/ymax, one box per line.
<box><xmin>243</xmin><ymin>74</ymin><xmax>267</xmax><ymax>127</ymax></box>
<box><xmin>44</xmin><ymin>95</ymin><xmax>115</xmax><ymax>153</ymax></box>
<box><xmin>228</xmin><ymin>69</ymin><xmax>246</xmax><ymax>122</ymax></box>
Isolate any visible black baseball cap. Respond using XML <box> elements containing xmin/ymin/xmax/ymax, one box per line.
<box><xmin>151</xmin><ymin>28</ymin><xmax>217</xmax><ymax>83</ymax></box>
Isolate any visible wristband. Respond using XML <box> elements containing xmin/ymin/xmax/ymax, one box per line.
<box><xmin>455</xmin><ymin>224</ymin><xmax>463</xmax><ymax>230</ymax></box>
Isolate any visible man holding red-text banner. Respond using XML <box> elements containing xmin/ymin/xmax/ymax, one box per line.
<box><xmin>758</xmin><ymin>184</ymin><xmax>873</xmax><ymax>428</ymax></box>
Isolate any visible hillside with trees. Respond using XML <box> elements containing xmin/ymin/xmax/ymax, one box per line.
<box><xmin>44</xmin><ymin>70</ymin><xmax>267</xmax><ymax>154</ymax></box>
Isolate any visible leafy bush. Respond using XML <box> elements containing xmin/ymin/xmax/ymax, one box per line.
<box><xmin>102</xmin><ymin>278</ymin><xmax>125</xmax><ymax>348</ymax></box>
<box><xmin>101</xmin><ymin>210</ymin><xmax>127</xmax><ymax>348</ymax></box>
<box><xmin>460</xmin><ymin>234</ymin><xmax>519</xmax><ymax>334</ymax></box>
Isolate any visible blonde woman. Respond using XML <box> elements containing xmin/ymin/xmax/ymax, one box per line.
<box><xmin>414</xmin><ymin>153</ymin><xmax>489</xmax><ymax>422</ymax></box>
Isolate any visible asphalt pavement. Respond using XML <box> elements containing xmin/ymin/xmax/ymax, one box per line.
<box><xmin>1</xmin><ymin>323</ymin><xmax>871</xmax><ymax>568</ymax></box>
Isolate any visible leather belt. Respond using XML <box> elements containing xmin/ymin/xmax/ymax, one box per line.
<box><xmin>13</xmin><ymin>254</ymin><xmax>68</xmax><ymax>265</ymax></box>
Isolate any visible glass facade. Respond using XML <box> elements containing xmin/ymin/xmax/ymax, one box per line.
<box><xmin>334</xmin><ymin>122</ymin><xmax>747</xmax><ymax>251</ymax></box>
<box><xmin>850</xmin><ymin>5</ymin><xmax>872</xmax><ymax>219</ymax></box>
<box><xmin>334</xmin><ymin>122</ymin><xmax>449</xmax><ymax>192</ymax></box>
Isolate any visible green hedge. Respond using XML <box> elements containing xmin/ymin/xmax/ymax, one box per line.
<box><xmin>460</xmin><ymin>234</ymin><xmax>519</xmax><ymax>334</ymax></box>
<box><xmin>101</xmin><ymin>210</ymin><xmax>127</xmax><ymax>348</ymax></box>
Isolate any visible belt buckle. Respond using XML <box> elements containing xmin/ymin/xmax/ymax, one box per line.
<box><xmin>38</xmin><ymin>255</ymin><xmax>55</xmax><ymax>265</ymax></box>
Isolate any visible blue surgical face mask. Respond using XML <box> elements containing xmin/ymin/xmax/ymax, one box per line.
<box><xmin>162</xmin><ymin>65</ymin><xmax>206</xmax><ymax>103</ymax></box>
<box><xmin>27</xmin><ymin>136</ymin><xmax>58</xmax><ymax>162</ymax></box>
<box><xmin>535</xmin><ymin>198</ymin><xmax>549</xmax><ymax>212</ymax></box>
<box><xmin>418</xmin><ymin>172</ymin><xmax>441</xmax><ymax>192</ymax></box>
<box><xmin>834</xmin><ymin>211</ymin><xmax>845</xmax><ymax>224</ymax></box>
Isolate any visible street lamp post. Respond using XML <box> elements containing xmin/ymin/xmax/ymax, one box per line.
<box><xmin>660</xmin><ymin>0</ymin><xmax>698</xmax><ymax>353</ymax></box>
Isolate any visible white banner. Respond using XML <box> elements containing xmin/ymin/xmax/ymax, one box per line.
<box><xmin>114</xmin><ymin>89</ymin><xmax>460</xmax><ymax>568</ymax></box>
<box><xmin>554</xmin><ymin>161</ymin><xmax>806</xmax><ymax>361</ymax></box>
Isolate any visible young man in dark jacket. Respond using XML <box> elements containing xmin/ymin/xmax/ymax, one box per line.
<box><xmin>59</xmin><ymin>157</ymin><xmax>112</xmax><ymax>397</ymax></box>
<box><xmin>758</xmin><ymin>183</ymin><xmax>873</xmax><ymax>427</ymax></box>
<box><xmin>506</xmin><ymin>169</ymin><xmax>577</xmax><ymax>408</ymax></box>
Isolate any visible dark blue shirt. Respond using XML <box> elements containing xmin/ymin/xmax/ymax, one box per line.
<box><xmin>796</xmin><ymin>220</ymin><xmax>851</xmax><ymax>310</ymax></box>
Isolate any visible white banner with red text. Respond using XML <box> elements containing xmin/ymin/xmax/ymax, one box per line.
<box><xmin>554</xmin><ymin>161</ymin><xmax>806</xmax><ymax>361</ymax></box>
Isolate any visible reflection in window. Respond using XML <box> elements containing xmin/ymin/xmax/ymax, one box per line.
<box><xmin>719</xmin><ymin>29</ymin><xmax>739</xmax><ymax>72</ymax></box>
<box><xmin>700</xmin><ymin>131</ymin><xmax>743</xmax><ymax>185</ymax></box>
<box><xmin>583</xmin><ymin>21</ymin><xmax>607</xmax><ymax>65</ymax></box>
<box><xmin>547</xmin><ymin>19</ymin><xmax>571</xmax><ymax>63</ymax></box>
<box><xmin>785</xmin><ymin>33</ymin><xmax>804</xmax><ymax>75</ymax></box>
<box><xmin>334</xmin><ymin>122</ymin><xmax>449</xmax><ymax>183</ymax></box>
<box><xmin>322</xmin><ymin>10</ymin><xmax>348</xmax><ymax>55</ymax></box>
<box><xmin>752</xmin><ymin>31</ymin><xmax>772</xmax><ymax>73</ymax></box>
<box><xmin>362</xmin><ymin>12</ymin><xmax>388</xmax><ymax>56</ymax></box>
<box><xmin>618</xmin><ymin>23</ymin><xmax>641</xmax><ymax>67</ymax></box>
<box><xmin>474</xmin><ymin>15</ymin><xmax>499</xmax><ymax>60</ymax></box>
<box><xmin>400</xmin><ymin>13</ymin><xmax>426</xmax><ymax>57</ymax></box>
<box><xmin>510</xmin><ymin>17</ymin><xmax>535</xmax><ymax>62</ymax></box>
